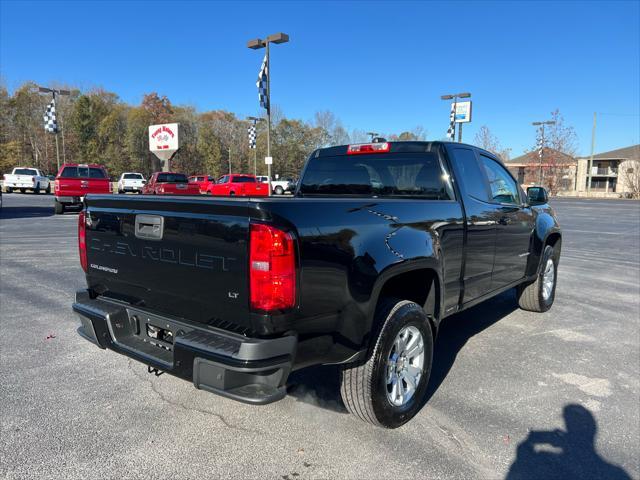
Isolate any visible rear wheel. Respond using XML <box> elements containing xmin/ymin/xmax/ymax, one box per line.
<box><xmin>517</xmin><ymin>245</ymin><xmax>557</xmax><ymax>312</ymax></box>
<box><xmin>340</xmin><ymin>298</ymin><xmax>433</xmax><ymax>428</ymax></box>
<box><xmin>54</xmin><ymin>200</ymin><xmax>64</xmax><ymax>215</ymax></box>
<box><xmin>33</xmin><ymin>183</ymin><xmax>40</xmax><ymax>194</ymax></box>
<box><xmin>20</xmin><ymin>188</ymin><xmax>26</xmax><ymax>193</ymax></box>
<box><xmin>5</xmin><ymin>187</ymin><xmax>12</xmax><ymax>193</ymax></box>
<box><xmin>274</xmin><ymin>186</ymin><xmax>284</xmax><ymax>195</ymax></box>
<box><xmin>45</xmin><ymin>183</ymin><xmax>51</xmax><ymax>194</ymax></box>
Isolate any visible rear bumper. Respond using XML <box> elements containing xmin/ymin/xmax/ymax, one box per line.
<box><xmin>73</xmin><ymin>290</ymin><xmax>296</xmax><ymax>404</ymax></box>
<box><xmin>56</xmin><ymin>196</ymin><xmax>83</xmax><ymax>204</ymax></box>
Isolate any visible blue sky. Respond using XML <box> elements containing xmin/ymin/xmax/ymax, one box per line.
<box><xmin>1</xmin><ymin>0</ymin><xmax>639</xmax><ymax>156</ymax></box>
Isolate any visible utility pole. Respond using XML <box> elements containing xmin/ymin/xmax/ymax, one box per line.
<box><xmin>532</xmin><ymin>120</ymin><xmax>556</xmax><ymax>186</ymax></box>
<box><xmin>228</xmin><ymin>146</ymin><xmax>232</xmax><ymax>175</ymax></box>
<box><xmin>587</xmin><ymin>112</ymin><xmax>597</xmax><ymax>195</ymax></box>
<box><xmin>248</xmin><ymin>32</ymin><xmax>289</xmax><ymax>196</ymax></box>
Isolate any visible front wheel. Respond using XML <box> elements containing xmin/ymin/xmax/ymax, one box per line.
<box><xmin>33</xmin><ymin>183</ymin><xmax>40</xmax><ymax>194</ymax></box>
<box><xmin>274</xmin><ymin>186</ymin><xmax>284</xmax><ymax>195</ymax></box>
<box><xmin>20</xmin><ymin>188</ymin><xmax>26</xmax><ymax>193</ymax></box>
<box><xmin>340</xmin><ymin>299</ymin><xmax>433</xmax><ymax>428</ymax></box>
<box><xmin>5</xmin><ymin>187</ymin><xmax>12</xmax><ymax>193</ymax></box>
<box><xmin>45</xmin><ymin>183</ymin><xmax>51</xmax><ymax>194</ymax></box>
<box><xmin>517</xmin><ymin>245</ymin><xmax>557</xmax><ymax>312</ymax></box>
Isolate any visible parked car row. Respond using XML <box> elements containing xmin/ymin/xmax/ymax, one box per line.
<box><xmin>2</xmin><ymin>164</ymin><xmax>296</xmax><ymax>215</ymax></box>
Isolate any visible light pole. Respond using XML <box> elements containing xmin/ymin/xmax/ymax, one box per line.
<box><xmin>37</xmin><ymin>86</ymin><xmax>70</xmax><ymax>171</ymax></box>
<box><xmin>366</xmin><ymin>132</ymin><xmax>379</xmax><ymax>142</ymax></box>
<box><xmin>248</xmin><ymin>32</ymin><xmax>289</xmax><ymax>196</ymax></box>
<box><xmin>441</xmin><ymin>92</ymin><xmax>471</xmax><ymax>142</ymax></box>
<box><xmin>247</xmin><ymin>116</ymin><xmax>265</xmax><ymax>176</ymax></box>
<box><xmin>532</xmin><ymin>120</ymin><xmax>556</xmax><ymax>185</ymax></box>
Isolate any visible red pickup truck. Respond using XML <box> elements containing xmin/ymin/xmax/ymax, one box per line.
<box><xmin>54</xmin><ymin>164</ymin><xmax>111</xmax><ymax>214</ymax></box>
<box><xmin>207</xmin><ymin>174</ymin><xmax>269</xmax><ymax>197</ymax></box>
<box><xmin>142</xmin><ymin>172</ymin><xmax>201</xmax><ymax>195</ymax></box>
<box><xmin>188</xmin><ymin>175</ymin><xmax>213</xmax><ymax>194</ymax></box>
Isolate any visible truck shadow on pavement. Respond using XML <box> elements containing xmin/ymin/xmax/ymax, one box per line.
<box><xmin>425</xmin><ymin>288</ymin><xmax>518</xmax><ymax>403</ymax></box>
<box><xmin>0</xmin><ymin>206</ymin><xmax>55</xmax><ymax>219</ymax></box>
<box><xmin>506</xmin><ymin>404</ymin><xmax>631</xmax><ymax>480</ymax></box>
<box><xmin>287</xmin><ymin>289</ymin><xmax>520</xmax><ymax>414</ymax></box>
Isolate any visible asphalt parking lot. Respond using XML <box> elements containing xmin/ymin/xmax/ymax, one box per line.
<box><xmin>1</xmin><ymin>193</ymin><xmax>639</xmax><ymax>479</ymax></box>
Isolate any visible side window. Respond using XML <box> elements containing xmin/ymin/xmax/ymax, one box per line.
<box><xmin>479</xmin><ymin>155</ymin><xmax>520</xmax><ymax>205</ymax></box>
<box><xmin>451</xmin><ymin>148</ymin><xmax>490</xmax><ymax>202</ymax></box>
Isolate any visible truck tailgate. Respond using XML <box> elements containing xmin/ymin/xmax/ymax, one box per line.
<box><xmin>84</xmin><ymin>195</ymin><xmax>252</xmax><ymax>332</ymax></box>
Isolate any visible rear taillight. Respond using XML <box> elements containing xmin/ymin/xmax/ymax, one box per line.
<box><xmin>78</xmin><ymin>211</ymin><xmax>88</xmax><ymax>272</ymax></box>
<box><xmin>54</xmin><ymin>180</ymin><xmax>59</xmax><ymax>192</ymax></box>
<box><xmin>249</xmin><ymin>224</ymin><xmax>296</xmax><ymax>312</ymax></box>
<box><xmin>31</xmin><ymin>176</ymin><xmax>36</xmax><ymax>184</ymax></box>
<box><xmin>347</xmin><ymin>142</ymin><xmax>390</xmax><ymax>155</ymax></box>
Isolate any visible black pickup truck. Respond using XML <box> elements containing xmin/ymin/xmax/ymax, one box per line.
<box><xmin>73</xmin><ymin>141</ymin><xmax>561</xmax><ymax>428</ymax></box>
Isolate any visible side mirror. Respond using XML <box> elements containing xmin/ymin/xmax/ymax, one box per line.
<box><xmin>527</xmin><ymin>186</ymin><xmax>548</xmax><ymax>206</ymax></box>
<box><xmin>142</xmin><ymin>180</ymin><xmax>147</xmax><ymax>184</ymax></box>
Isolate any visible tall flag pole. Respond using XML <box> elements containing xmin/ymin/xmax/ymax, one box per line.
<box><xmin>256</xmin><ymin>47</ymin><xmax>271</xmax><ymax>194</ymax></box>
<box><xmin>43</xmin><ymin>94</ymin><xmax>61</xmax><ymax>170</ymax></box>
<box><xmin>446</xmin><ymin>102</ymin><xmax>456</xmax><ymax>140</ymax></box>
<box><xmin>256</xmin><ymin>53</ymin><xmax>269</xmax><ymax>113</ymax></box>
<box><xmin>248</xmin><ymin>122</ymin><xmax>257</xmax><ymax>176</ymax></box>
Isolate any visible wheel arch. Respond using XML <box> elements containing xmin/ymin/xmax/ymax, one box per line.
<box><xmin>369</xmin><ymin>262</ymin><xmax>442</xmax><ymax>344</ymax></box>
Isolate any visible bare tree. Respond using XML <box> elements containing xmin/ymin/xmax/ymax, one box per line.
<box><xmin>621</xmin><ymin>160</ymin><xmax>640</xmax><ymax>198</ymax></box>
<box><xmin>474</xmin><ymin>125</ymin><xmax>511</xmax><ymax>161</ymax></box>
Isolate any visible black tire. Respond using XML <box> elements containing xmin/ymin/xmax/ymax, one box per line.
<box><xmin>340</xmin><ymin>298</ymin><xmax>434</xmax><ymax>428</ymax></box>
<box><xmin>54</xmin><ymin>200</ymin><xmax>64</xmax><ymax>215</ymax></box>
<box><xmin>33</xmin><ymin>183</ymin><xmax>40</xmax><ymax>194</ymax></box>
<box><xmin>5</xmin><ymin>187</ymin><xmax>12</xmax><ymax>193</ymax></box>
<box><xmin>517</xmin><ymin>245</ymin><xmax>557</xmax><ymax>312</ymax></box>
<box><xmin>45</xmin><ymin>183</ymin><xmax>51</xmax><ymax>194</ymax></box>
<box><xmin>20</xmin><ymin>188</ymin><xmax>26</xmax><ymax>193</ymax></box>
<box><xmin>274</xmin><ymin>186</ymin><xmax>284</xmax><ymax>195</ymax></box>
<box><xmin>229</xmin><ymin>191</ymin><xmax>235</xmax><ymax>196</ymax></box>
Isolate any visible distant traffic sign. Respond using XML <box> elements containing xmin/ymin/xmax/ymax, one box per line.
<box><xmin>149</xmin><ymin>123</ymin><xmax>179</xmax><ymax>161</ymax></box>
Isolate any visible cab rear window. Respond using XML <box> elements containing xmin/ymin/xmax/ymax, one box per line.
<box><xmin>232</xmin><ymin>176</ymin><xmax>256</xmax><ymax>183</ymax></box>
<box><xmin>14</xmin><ymin>168</ymin><xmax>38</xmax><ymax>175</ymax></box>
<box><xmin>299</xmin><ymin>153</ymin><xmax>454</xmax><ymax>199</ymax></box>
<box><xmin>60</xmin><ymin>167</ymin><xmax>107</xmax><ymax>178</ymax></box>
<box><xmin>157</xmin><ymin>173</ymin><xmax>188</xmax><ymax>183</ymax></box>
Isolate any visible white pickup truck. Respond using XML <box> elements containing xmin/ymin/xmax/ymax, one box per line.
<box><xmin>3</xmin><ymin>167</ymin><xmax>51</xmax><ymax>194</ymax></box>
<box><xmin>117</xmin><ymin>172</ymin><xmax>146</xmax><ymax>194</ymax></box>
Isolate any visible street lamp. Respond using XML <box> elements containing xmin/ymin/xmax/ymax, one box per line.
<box><xmin>37</xmin><ymin>86</ymin><xmax>71</xmax><ymax>170</ymax></box>
<box><xmin>532</xmin><ymin>120</ymin><xmax>556</xmax><ymax>185</ymax></box>
<box><xmin>441</xmin><ymin>92</ymin><xmax>471</xmax><ymax>142</ymax></box>
<box><xmin>247</xmin><ymin>116</ymin><xmax>265</xmax><ymax>176</ymax></box>
<box><xmin>247</xmin><ymin>32</ymin><xmax>289</xmax><ymax>195</ymax></box>
<box><xmin>366</xmin><ymin>132</ymin><xmax>379</xmax><ymax>142</ymax></box>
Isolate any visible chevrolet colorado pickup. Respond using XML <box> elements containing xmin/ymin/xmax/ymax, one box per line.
<box><xmin>73</xmin><ymin>141</ymin><xmax>561</xmax><ymax>428</ymax></box>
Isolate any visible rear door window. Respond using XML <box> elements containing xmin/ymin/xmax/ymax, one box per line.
<box><xmin>450</xmin><ymin>148</ymin><xmax>491</xmax><ymax>202</ymax></box>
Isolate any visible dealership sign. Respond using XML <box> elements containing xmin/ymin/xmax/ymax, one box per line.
<box><xmin>149</xmin><ymin>123</ymin><xmax>179</xmax><ymax>161</ymax></box>
<box><xmin>453</xmin><ymin>101</ymin><xmax>472</xmax><ymax>123</ymax></box>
